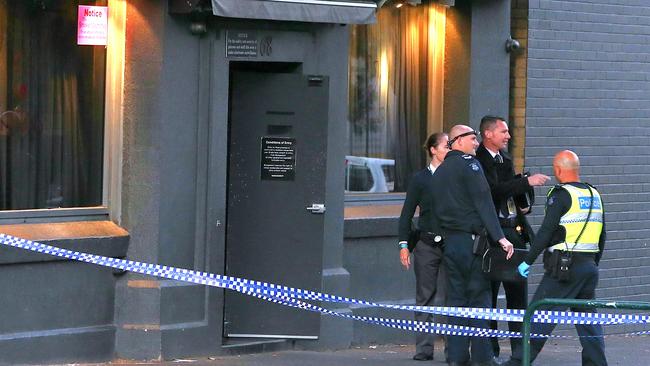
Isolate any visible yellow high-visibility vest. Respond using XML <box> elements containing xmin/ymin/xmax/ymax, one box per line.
<box><xmin>549</xmin><ymin>184</ymin><xmax>603</xmax><ymax>253</ymax></box>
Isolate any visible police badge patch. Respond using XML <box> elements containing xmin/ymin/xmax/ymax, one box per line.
<box><xmin>470</xmin><ymin>162</ymin><xmax>480</xmax><ymax>172</ymax></box>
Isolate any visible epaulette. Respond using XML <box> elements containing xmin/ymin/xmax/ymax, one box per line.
<box><xmin>462</xmin><ymin>154</ymin><xmax>473</xmax><ymax>160</ymax></box>
<box><xmin>546</xmin><ymin>184</ymin><xmax>565</xmax><ymax>198</ymax></box>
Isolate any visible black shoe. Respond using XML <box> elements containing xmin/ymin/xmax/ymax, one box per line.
<box><xmin>413</xmin><ymin>353</ymin><xmax>433</xmax><ymax>361</ymax></box>
<box><xmin>471</xmin><ymin>357</ymin><xmax>502</xmax><ymax>366</ymax></box>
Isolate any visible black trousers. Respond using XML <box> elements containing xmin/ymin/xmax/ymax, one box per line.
<box><xmin>511</xmin><ymin>254</ymin><xmax>607</xmax><ymax>366</ymax></box>
<box><xmin>444</xmin><ymin>232</ymin><xmax>493</xmax><ymax>364</ymax></box>
<box><xmin>490</xmin><ymin>226</ymin><xmax>528</xmax><ymax>358</ymax></box>
<box><xmin>413</xmin><ymin>240</ymin><xmax>447</xmax><ymax>358</ymax></box>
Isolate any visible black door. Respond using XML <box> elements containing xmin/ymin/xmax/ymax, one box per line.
<box><xmin>224</xmin><ymin>70</ymin><xmax>329</xmax><ymax>338</ymax></box>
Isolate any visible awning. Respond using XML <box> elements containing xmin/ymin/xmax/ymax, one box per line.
<box><xmin>211</xmin><ymin>0</ymin><xmax>377</xmax><ymax>24</ymax></box>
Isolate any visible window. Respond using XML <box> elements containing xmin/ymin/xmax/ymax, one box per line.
<box><xmin>347</xmin><ymin>3</ymin><xmax>446</xmax><ymax>193</ymax></box>
<box><xmin>345</xmin><ymin>161</ymin><xmax>374</xmax><ymax>192</ymax></box>
<box><xmin>345</xmin><ymin>155</ymin><xmax>396</xmax><ymax>193</ymax></box>
<box><xmin>0</xmin><ymin>1</ymin><xmax>111</xmax><ymax>212</ymax></box>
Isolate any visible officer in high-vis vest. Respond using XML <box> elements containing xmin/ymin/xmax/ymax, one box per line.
<box><xmin>505</xmin><ymin>150</ymin><xmax>608</xmax><ymax>366</ymax></box>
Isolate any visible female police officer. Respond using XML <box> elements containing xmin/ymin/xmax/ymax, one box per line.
<box><xmin>398</xmin><ymin>132</ymin><xmax>449</xmax><ymax>361</ymax></box>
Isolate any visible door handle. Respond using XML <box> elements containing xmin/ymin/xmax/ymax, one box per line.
<box><xmin>306</xmin><ymin>203</ymin><xmax>326</xmax><ymax>214</ymax></box>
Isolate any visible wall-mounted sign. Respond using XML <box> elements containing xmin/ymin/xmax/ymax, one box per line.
<box><xmin>226</xmin><ymin>30</ymin><xmax>258</xmax><ymax>58</ymax></box>
<box><xmin>77</xmin><ymin>5</ymin><xmax>108</xmax><ymax>46</ymax></box>
<box><xmin>261</xmin><ymin>137</ymin><xmax>296</xmax><ymax>181</ymax></box>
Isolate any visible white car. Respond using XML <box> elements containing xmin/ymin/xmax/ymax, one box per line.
<box><xmin>345</xmin><ymin>155</ymin><xmax>395</xmax><ymax>193</ymax></box>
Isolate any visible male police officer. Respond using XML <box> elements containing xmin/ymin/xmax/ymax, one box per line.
<box><xmin>475</xmin><ymin>116</ymin><xmax>550</xmax><ymax>360</ymax></box>
<box><xmin>507</xmin><ymin>150</ymin><xmax>608</xmax><ymax>366</ymax></box>
<box><xmin>431</xmin><ymin>125</ymin><xmax>514</xmax><ymax>366</ymax></box>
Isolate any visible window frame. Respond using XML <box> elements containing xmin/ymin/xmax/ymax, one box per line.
<box><xmin>0</xmin><ymin>0</ymin><xmax>125</xmax><ymax>225</ymax></box>
<box><xmin>344</xmin><ymin>192</ymin><xmax>405</xmax><ymax>206</ymax></box>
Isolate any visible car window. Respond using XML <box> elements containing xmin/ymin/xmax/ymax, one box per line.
<box><xmin>345</xmin><ymin>164</ymin><xmax>374</xmax><ymax>192</ymax></box>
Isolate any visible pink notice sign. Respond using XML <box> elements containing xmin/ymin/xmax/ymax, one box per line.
<box><xmin>77</xmin><ymin>5</ymin><xmax>108</xmax><ymax>46</ymax></box>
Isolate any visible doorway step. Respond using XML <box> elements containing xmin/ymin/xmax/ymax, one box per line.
<box><xmin>221</xmin><ymin>338</ymin><xmax>294</xmax><ymax>355</ymax></box>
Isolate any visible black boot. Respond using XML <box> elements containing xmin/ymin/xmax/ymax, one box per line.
<box><xmin>413</xmin><ymin>353</ymin><xmax>433</xmax><ymax>361</ymax></box>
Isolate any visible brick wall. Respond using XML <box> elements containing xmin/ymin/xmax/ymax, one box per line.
<box><xmin>525</xmin><ymin>0</ymin><xmax>650</xmax><ymax>304</ymax></box>
<box><xmin>509</xmin><ymin>0</ymin><xmax>529</xmax><ymax>173</ymax></box>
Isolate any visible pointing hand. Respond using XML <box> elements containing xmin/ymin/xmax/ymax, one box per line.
<box><xmin>527</xmin><ymin>174</ymin><xmax>551</xmax><ymax>186</ymax></box>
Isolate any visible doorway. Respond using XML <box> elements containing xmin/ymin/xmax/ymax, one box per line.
<box><xmin>223</xmin><ymin>63</ymin><xmax>329</xmax><ymax>339</ymax></box>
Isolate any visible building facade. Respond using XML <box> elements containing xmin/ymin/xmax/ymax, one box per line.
<box><xmin>1</xmin><ymin>0</ymin><xmax>649</xmax><ymax>364</ymax></box>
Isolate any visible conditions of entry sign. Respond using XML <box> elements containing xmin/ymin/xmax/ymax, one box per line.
<box><xmin>261</xmin><ymin>137</ymin><xmax>296</xmax><ymax>181</ymax></box>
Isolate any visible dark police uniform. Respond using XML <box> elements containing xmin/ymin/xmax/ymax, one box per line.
<box><xmin>431</xmin><ymin>150</ymin><xmax>505</xmax><ymax>365</ymax></box>
<box><xmin>509</xmin><ymin>182</ymin><xmax>607</xmax><ymax>366</ymax></box>
<box><xmin>476</xmin><ymin>143</ymin><xmax>532</xmax><ymax>358</ymax></box>
<box><xmin>398</xmin><ymin>166</ymin><xmax>447</xmax><ymax>360</ymax></box>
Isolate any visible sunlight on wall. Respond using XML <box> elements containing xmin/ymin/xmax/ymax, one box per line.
<box><xmin>427</xmin><ymin>5</ymin><xmax>446</xmax><ymax>134</ymax></box>
<box><xmin>379</xmin><ymin>48</ymin><xmax>389</xmax><ymax>111</ymax></box>
<box><xmin>104</xmin><ymin>0</ymin><xmax>126</xmax><ymax>222</ymax></box>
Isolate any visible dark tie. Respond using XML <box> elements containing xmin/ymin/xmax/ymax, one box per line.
<box><xmin>494</xmin><ymin>154</ymin><xmax>503</xmax><ymax>164</ymax></box>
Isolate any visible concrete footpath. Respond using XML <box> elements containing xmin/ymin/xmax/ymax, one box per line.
<box><xmin>64</xmin><ymin>335</ymin><xmax>650</xmax><ymax>366</ymax></box>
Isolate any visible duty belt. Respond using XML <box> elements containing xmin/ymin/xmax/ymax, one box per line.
<box><xmin>420</xmin><ymin>231</ymin><xmax>443</xmax><ymax>246</ymax></box>
<box><xmin>553</xmin><ymin>250</ymin><xmax>597</xmax><ymax>260</ymax></box>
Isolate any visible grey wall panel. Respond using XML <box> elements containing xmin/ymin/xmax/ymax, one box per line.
<box><xmin>159</xmin><ymin>7</ymin><xmax>219</xmax><ymax>360</ymax></box>
<box><xmin>0</xmin><ymin>259</ymin><xmax>118</xmax><ymax>364</ymax></box>
<box><xmin>115</xmin><ymin>0</ymin><xmax>167</xmax><ymax>360</ymax></box>
<box><xmin>469</xmin><ymin>0</ymin><xmax>512</xmax><ymax>127</ymax></box>
<box><xmin>158</xmin><ymin>7</ymin><xmax>202</xmax><ymax>270</ymax></box>
<box><xmin>0</xmin><ymin>327</ymin><xmax>115</xmax><ymax>365</ymax></box>
<box><xmin>344</xmin><ymin>235</ymin><xmax>413</xmax><ymax>302</ymax></box>
<box><xmin>160</xmin><ymin>283</ymin><xmax>206</xmax><ymax>326</ymax></box>
<box><xmin>307</xmin><ymin>24</ymin><xmax>349</xmax><ymax>275</ymax></box>
<box><xmin>120</xmin><ymin>0</ymin><xmax>164</xmax><ymax>266</ymax></box>
<box><xmin>300</xmin><ymin>23</ymin><xmax>353</xmax><ymax>350</ymax></box>
<box><xmin>0</xmin><ymin>261</ymin><xmax>115</xmax><ymax>333</ymax></box>
<box><xmin>342</xmin><ymin>217</ymin><xmax>418</xmax><ymax>346</ymax></box>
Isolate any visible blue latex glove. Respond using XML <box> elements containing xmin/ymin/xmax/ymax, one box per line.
<box><xmin>518</xmin><ymin>262</ymin><xmax>530</xmax><ymax>278</ymax></box>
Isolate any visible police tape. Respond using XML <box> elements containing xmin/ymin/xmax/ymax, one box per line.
<box><xmin>1</xmin><ymin>233</ymin><xmax>648</xmax><ymax>339</ymax></box>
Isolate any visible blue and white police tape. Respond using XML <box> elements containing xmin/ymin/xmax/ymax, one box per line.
<box><xmin>0</xmin><ymin>233</ymin><xmax>523</xmax><ymax>339</ymax></box>
<box><xmin>1</xmin><ymin>233</ymin><xmax>648</xmax><ymax>339</ymax></box>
